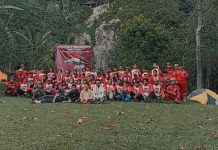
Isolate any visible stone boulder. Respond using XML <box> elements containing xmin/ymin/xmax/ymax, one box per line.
<box><xmin>86</xmin><ymin>4</ymin><xmax>109</xmax><ymax>28</ymax></box>
<box><xmin>93</xmin><ymin>19</ymin><xmax>121</xmax><ymax>69</ymax></box>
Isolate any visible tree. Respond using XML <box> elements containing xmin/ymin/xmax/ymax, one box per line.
<box><xmin>196</xmin><ymin>0</ymin><xmax>203</xmax><ymax>88</ymax></box>
<box><xmin>115</xmin><ymin>15</ymin><xmax>172</xmax><ymax>68</ymax></box>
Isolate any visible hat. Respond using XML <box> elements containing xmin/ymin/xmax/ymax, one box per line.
<box><xmin>167</xmin><ymin>62</ymin><xmax>171</xmax><ymax>65</ymax></box>
<box><xmin>174</xmin><ymin>64</ymin><xmax>179</xmax><ymax>67</ymax></box>
<box><xmin>18</xmin><ymin>69</ymin><xmax>23</xmax><ymax>72</ymax></box>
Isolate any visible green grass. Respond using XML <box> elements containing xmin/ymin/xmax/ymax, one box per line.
<box><xmin>0</xmin><ymin>96</ymin><xmax>218</xmax><ymax>150</ymax></box>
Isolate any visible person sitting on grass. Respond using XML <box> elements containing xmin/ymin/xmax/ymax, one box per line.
<box><xmin>92</xmin><ymin>79</ymin><xmax>106</xmax><ymax>104</ymax></box>
<box><xmin>44</xmin><ymin>79</ymin><xmax>53</xmax><ymax>95</ymax></box>
<box><xmin>120</xmin><ymin>82</ymin><xmax>132</xmax><ymax>102</ymax></box>
<box><xmin>114</xmin><ymin>79</ymin><xmax>124</xmax><ymax>100</ymax></box>
<box><xmin>105</xmin><ymin>80</ymin><xmax>115</xmax><ymax>100</ymax></box>
<box><xmin>165</xmin><ymin>78</ymin><xmax>181</xmax><ymax>104</ymax></box>
<box><xmin>63</xmin><ymin>84</ymin><xmax>80</xmax><ymax>103</ymax></box>
<box><xmin>5</xmin><ymin>77</ymin><xmax>18</xmax><ymax>96</ymax></box>
<box><xmin>32</xmin><ymin>81</ymin><xmax>45</xmax><ymax>103</ymax></box>
<box><xmin>79</xmin><ymin>82</ymin><xmax>93</xmax><ymax>104</ymax></box>
<box><xmin>142</xmin><ymin>78</ymin><xmax>153</xmax><ymax>102</ymax></box>
<box><xmin>17</xmin><ymin>78</ymin><xmax>28</xmax><ymax>96</ymax></box>
<box><xmin>132</xmin><ymin>81</ymin><xmax>144</xmax><ymax>102</ymax></box>
<box><xmin>52</xmin><ymin>90</ymin><xmax>70</xmax><ymax>103</ymax></box>
<box><xmin>151</xmin><ymin>80</ymin><xmax>164</xmax><ymax>103</ymax></box>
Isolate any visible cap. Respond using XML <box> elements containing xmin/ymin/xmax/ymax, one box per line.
<box><xmin>167</xmin><ymin>62</ymin><xmax>171</xmax><ymax>65</ymax></box>
<box><xmin>18</xmin><ymin>69</ymin><xmax>23</xmax><ymax>72</ymax></box>
<box><xmin>174</xmin><ymin>64</ymin><xmax>179</xmax><ymax>67</ymax></box>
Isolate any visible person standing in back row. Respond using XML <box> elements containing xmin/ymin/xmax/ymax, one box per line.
<box><xmin>173</xmin><ymin>64</ymin><xmax>189</xmax><ymax>102</ymax></box>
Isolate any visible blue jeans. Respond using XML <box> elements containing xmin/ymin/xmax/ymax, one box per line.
<box><xmin>120</xmin><ymin>91</ymin><xmax>131</xmax><ymax>102</ymax></box>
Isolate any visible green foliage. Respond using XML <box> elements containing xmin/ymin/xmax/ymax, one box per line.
<box><xmin>0</xmin><ymin>0</ymin><xmax>91</xmax><ymax>71</ymax></box>
<box><xmin>115</xmin><ymin>15</ymin><xmax>172</xmax><ymax>69</ymax></box>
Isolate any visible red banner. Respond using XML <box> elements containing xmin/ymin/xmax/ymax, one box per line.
<box><xmin>55</xmin><ymin>45</ymin><xmax>92</xmax><ymax>71</ymax></box>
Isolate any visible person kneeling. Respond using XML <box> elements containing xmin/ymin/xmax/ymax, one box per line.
<box><xmin>165</xmin><ymin>78</ymin><xmax>181</xmax><ymax>104</ymax></box>
<box><xmin>92</xmin><ymin>80</ymin><xmax>106</xmax><ymax>104</ymax></box>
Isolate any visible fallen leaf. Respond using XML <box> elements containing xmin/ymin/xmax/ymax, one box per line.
<box><xmin>107</xmin><ymin>116</ymin><xmax>111</xmax><ymax>119</ymax></box>
<box><xmin>77</xmin><ymin>118</ymin><xmax>84</xmax><ymax>124</ymax></box>
<box><xmin>180</xmin><ymin>146</ymin><xmax>184</xmax><ymax>150</ymax></box>
<box><xmin>22</xmin><ymin>117</ymin><xmax>27</xmax><ymax>120</ymax></box>
<box><xmin>194</xmin><ymin>145</ymin><xmax>207</xmax><ymax>149</ymax></box>
<box><xmin>34</xmin><ymin>117</ymin><xmax>38</xmax><ymax>121</ymax></box>
<box><xmin>63</xmin><ymin>111</ymin><xmax>70</xmax><ymax>116</ymax></box>
<box><xmin>51</xmin><ymin>110</ymin><xmax>55</xmax><ymax>113</ymax></box>
<box><xmin>56</xmin><ymin>135</ymin><xmax>61</xmax><ymax>137</ymax></box>
<box><xmin>103</xmin><ymin>124</ymin><xmax>117</xmax><ymax>130</ymax></box>
<box><xmin>74</xmin><ymin>110</ymin><xmax>78</xmax><ymax>112</ymax></box>
<box><xmin>210</xmin><ymin>131</ymin><xmax>218</xmax><ymax>138</ymax></box>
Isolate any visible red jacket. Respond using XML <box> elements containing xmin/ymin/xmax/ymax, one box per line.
<box><xmin>115</xmin><ymin>85</ymin><xmax>124</xmax><ymax>93</ymax></box>
<box><xmin>133</xmin><ymin>85</ymin><xmax>143</xmax><ymax>95</ymax></box>
<box><xmin>150</xmin><ymin>75</ymin><xmax>164</xmax><ymax>83</ymax></box>
<box><xmin>44</xmin><ymin>83</ymin><xmax>53</xmax><ymax>92</ymax></box>
<box><xmin>166</xmin><ymin>84</ymin><xmax>181</xmax><ymax>98</ymax></box>
<box><xmin>173</xmin><ymin>69</ymin><xmax>189</xmax><ymax>83</ymax></box>
<box><xmin>142</xmin><ymin>84</ymin><xmax>153</xmax><ymax>96</ymax></box>
<box><xmin>130</xmin><ymin>69</ymin><xmax>141</xmax><ymax>79</ymax></box>
<box><xmin>153</xmin><ymin>85</ymin><xmax>164</xmax><ymax>97</ymax></box>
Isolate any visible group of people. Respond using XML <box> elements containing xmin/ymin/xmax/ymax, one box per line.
<box><xmin>5</xmin><ymin>63</ymin><xmax>189</xmax><ymax>104</ymax></box>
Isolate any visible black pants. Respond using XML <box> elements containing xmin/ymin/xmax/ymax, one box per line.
<box><xmin>17</xmin><ymin>89</ymin><xmax>26</xmax><ymax>96</ymax></box>
<box><xmin>130</xmin><ymin>92</ymin><xmax>144</xmax><ymax>102</ymax></box>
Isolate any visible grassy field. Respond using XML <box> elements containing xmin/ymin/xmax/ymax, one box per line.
<box><xmin>0</xmin><ymin>83</ymin><xmax>218</xmax><ymax>150</ymax></box>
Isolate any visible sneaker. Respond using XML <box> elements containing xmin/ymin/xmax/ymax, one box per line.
<box><xmin>34</xmin><ymin>100</ymin><xmax>41</xmax><ymax>104</ymax></box>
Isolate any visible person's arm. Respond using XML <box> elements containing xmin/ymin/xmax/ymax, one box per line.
<box><xmin>92</xmin><ymin>87</ymin><xmax>97</xmax><ymax>98</ymax></box>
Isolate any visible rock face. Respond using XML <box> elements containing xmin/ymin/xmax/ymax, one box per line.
<box><xmin>86</xmin><ymin>4</ymin><xmax>109</xmax><ymax>28</ymax></box>
<box><xmin>74</xmin><ymin>33</ymin><xmax>91</xmax><ymax>45</ymax></box>
<box><xmin>93</xmin><ymin>19</ymin><xmax>121</xmax><ymax>69</ymax></box>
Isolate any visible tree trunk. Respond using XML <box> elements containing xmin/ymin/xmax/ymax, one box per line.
<box><xmin>196</xmin><ymin>0</ymin><xmax>203</xmax><ymax>88</ymax></box>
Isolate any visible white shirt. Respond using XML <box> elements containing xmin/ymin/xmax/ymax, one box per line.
<box><xmin>92</xmin><ymin>85</ymin><xmax>105</xmax><ymax>99</ymax></box>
